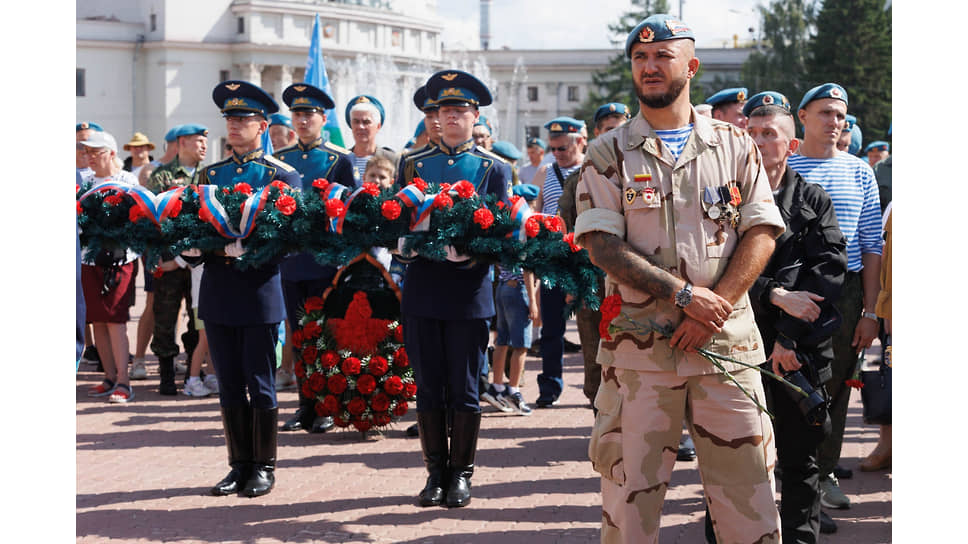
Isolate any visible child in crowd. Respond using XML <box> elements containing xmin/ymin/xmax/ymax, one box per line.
<box><xmin>363</xmin><ymin>157</ymin><xmax>406</xmax><ymax>284</ymax></box>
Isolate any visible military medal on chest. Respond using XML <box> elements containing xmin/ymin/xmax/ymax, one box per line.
<box><xmin>634</xmin><ymin>173</ymin><xmax>661</xmax><ymax>208</ymax></box>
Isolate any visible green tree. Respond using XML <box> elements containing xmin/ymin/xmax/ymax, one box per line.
<box><xmin>741</xmin><ymin>0</ymin><xmax>819</xmax><ymax>106</ymax></box>
<box><xmin>571</xmin><ymin>0</ymin><xmax>671</xmax><ymax>128</ymax></box>
<box><xmin>806</xmin><ymin>0</ymin><xmax>892</xmax><ymax>142</ymax></box>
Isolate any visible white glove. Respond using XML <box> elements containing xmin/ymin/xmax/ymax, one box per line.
<box><xmin>443</xmin><ymin>245</ymin><xmax>471</xmax><ymax>263</ymax></box>
<box><xmin>180</xmin><ymin>248</ymin><xmax>202</xmax><ymax>258</ymax></box>
<box><xmin>224</xmin><ymin>239</ymin><xmax>246</xmax><ymax>258</ymax></box>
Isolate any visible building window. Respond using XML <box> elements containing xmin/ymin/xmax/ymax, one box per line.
<box><xmin>526</xmin><ymin>126</ymin><xmax>541</xmax><ymax>140</ymax></box>
<box><xmin>150</xmin><ymin>13</ymin><xmax>157</xmax><ymax>32</ymax></box>
<box><xmin>219</xmin><ymin>70</ymin><xmax>230</xmax><ymax>82</ymax></box>
<box><xmin>76</xmin><ymin>68</ymin><xmax>85</xmax><ymax>97</ymax></box>
<box><xmin>567</xmin><ymin>86</ymin><xmax>579</xmax><ymax>102</ymax></box>
<box><xmin>527</xmin><ymin>86</ymin><xmax>538</xmax><ymax>102</ymax></box>
<box><xmin>237</xmin><ymin>16</ymin><xmax>245</xmax><ymax>34</ymax></box>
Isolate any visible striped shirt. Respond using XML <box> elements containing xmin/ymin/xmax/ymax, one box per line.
<box><xmin>542</xmin><ymin>162</ymin><xmax>580</xmax><ymax>215</ymax></box>
<box><xmin>655</xmin><ymin>124</ymin><xmax>694</xmax><ymax>161</ymax></box>
<box><xmin>351</xmin><ymin>154</ymin><xmax>371</xmax><ymax>188</ymax></box>
<box><xmin>788</xmin><ymin>152</ymin><xmax>883</xmax><ymax>271</ymax></box>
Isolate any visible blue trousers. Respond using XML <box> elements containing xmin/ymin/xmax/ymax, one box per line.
<box><xmin>403</xmin><ymin>315</ymin><xmax>488</xmax><ymax>413</ymax></box>
<box><xmin>538</xmin><ymin>285</ymin><xmax>566</xmax><ymax>400</ymax></box>
<box><xmin>206</xmin><ymin>322</ymin><xmax>279</xmax><ymax>410</ymax></box>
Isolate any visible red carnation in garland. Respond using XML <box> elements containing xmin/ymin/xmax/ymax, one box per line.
<box><xmin>362</xmin><ymin>182</ymin><xmax>380</xmax><ymax>196</ymax></box>
<box><xmin>77</xmin><ymin>201</ymin><xmax>83</xmax><ymax>216</ymax></box>
<box><xmin>104</xmin><ymin>193</ymin><xmax>124</xmax><ymax>206</ymax></box>
<box><xmin>233</xmin><ymin>182</ymin><xmax>252</xmax><ymax>195</ymax></box>
<box><xmin>275</xmin><ymin>194</ymin><xmax>297</xmax><ymax>216</ymax></box>
<box><xmin>473</xmin><ymin>207</ymin><xmax>494</xmax><ymax>230</ymax></box>
<box><xmin>291</xmin><ymin>328</ymin><xmax>304</xmax><ymax>346</ymax></box>
<box><xmin>129</xmin><ymin>206</ymin><xmax>148</xmax><ymax>223</ymax></box>
<box><xmin>381</xmin><ymin>200</ymin><xmax>402</xmax><ymax>220</ymax></box>
<box><xmin>384</xmin><ymin>375</ymin><xmax>404</xmax><ymax>395</ymax></box>
<box><xmin>393</xmin><ymin>324</ymin><xmax>404</xmax><ymax>343</ymax></box>
<box><xmin>439</xmin><ymin>182</ymin><xmax>452</xmax><ymax>192</ymax></box>
<box><xmin>404</xmin><ymin>382</ymin><xmax>418</xmax><ymax>398</ymax></box>
<box><xmin>334</xmin><ymin>416</ymin><xmax>349</xmax><ymax>427</ymax></box>
<box><xmin>347</xmin><ymin>397</ymin><xmax>367</xmax><ymax>415</ymax></box>
<box><xmin>543</xmin><ymin>215</ymin><xmax>564</xmax><ymax>233</ymax></box>
<box><xmin>308</xmin><ymin>371</ymin><xmax>326</xmax><ymax>392</ymax></box>
<box><xmin>312</xmin><ymin>178</ymin><xmax>329</xmax><ymax>190</ymax></box>
<box><xmin>327</xmin><ymin>292</ymin><xmax>394</xmax><ymax>356</ymax></box>
<box><xmin>320</xmin><ymin>394</ymin><xmax>339</xmax><ymax>415</ymax></box>
<box><xmin>314</xmin><ymin>400</ymin><xmax>328</xmax><ymax>417</ymax></box>
<box><xmin>370</xmin><ymin>392</ymin><xmax>391</xmax><ymax>412</ymax></box>
<box><xmin>563</xmin><ymin>232</ymin><xmax>581</xmax><ymax>252</ymax></box>
<box><xmin>496</xmin><ymin>200</ymin><xmax>506</xmax><ymax>210</ymax></box>
<box><xmin>454</xmin><ymin>180</ymin><xmax>475</xmax><ymax>199</ymax></box>
<box><xmin>373</xmin><ymin>412</ymin><xmax>392</xmax><ymax>426</ymax></box>
<box><xmin>320</xmin><ymin>350</ymin><xmax>340</xmax><ymax>369</ymax></box>
<box><xmin>270</xmin><ymin>180</ymin><xmax>290</xmax><ymax>191</ymax></box>
<box><xmin>356</xmin><ymin>373</ymin><xmax>377</xmax><ymax>395</ymax></box>
<box><xmin>302</xmin><ymin>320</ymin><xmax>323</xmax><ymax>338</ymax></box>
<box><xmin>168</xmin><ymin>198</ymin><xmax>183</xmax><ymax>218</ymax></box>
<box><xmin>294</xmin><ymin>360</ymin><xmax>306</xmax><ymax>379</ymax></box>
<box><xmin>325</xmin><ymin>198</ymin><xmax>345</xmax><ymax>218</ymax></box>
<box><xmin>433</xmin><ymin>192</ymin><xmax>453</xmax><ymax>209</ymax></box>
<box><xmin>327</xmin><ymin>374</ymin><xmax>348</xmax><ymax>395</ymax></box>
<box><xmin>76</xmin><ymin>184</ymin><xmax>80</xmax><ymax>193</ymax></box>
<box><xmin>525</xmin><ymin>216</ymin><xmax>542</xmax><ymax>238</ymax></box>
<box><xmin>392</xmin><ymin>403</ymin><xmax>408</xmax><ymax>417</ymax></box>
<box><xmin>304</xmin><ymin>296</ymin><xmax>325</xmax><ymax>313</ymax></box>
<box><xmin>222</xmin><ymin>187</ymin><xmax>231</xmax><ymax>194</ymax></box>
<box><xmin>410</xmin><ymin>177</ymin><xmax>428</xmax><ymax>192</ymax></box>
<box><xmin>352</xmin><ymin>418</ymin><xmax>372</xmax><ymax>432</ymax></box>
<box><xmin>301</xmin><ymin>345</ymin><xmax>318</xmax><ymax>364</ymax></box>
<box><xmin>368</xmin><ymin>356</ymin><xmax>389</xmax><ymax>377</ymax></box>
<box><xmin>393</xmin><ymin>347</ymin><xmax>409</xmax><ymax>367</ymax></box>
<box><xmin>341</xmin><ymin>356</ymin><xmax>362</xmax><ymax>376</ymax></box>
<box><xmin>510</xmin><ymin>195</ymin><xmax>522</xmax><ymax>206</ymax></box>
<box><xmin>152</xmin><ymin>268</ymin><xmax>165</xmax><ymax>279</ymax></box>
<box><xmin>301</xmin><ymin>381</ymin><xmax>314</xmax><ymax>399</ymax></box>
<box><xmin>598</xmin><ymin>293</ymin><xmax>624</xmax><ymax>341</ymax></box>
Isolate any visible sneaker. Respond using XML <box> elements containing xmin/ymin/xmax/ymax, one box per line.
<box><xmin>502</xmin><ymin>390</ymin><xmax>532</xmax><ymax>416</ymax></box>
<box><xmin>184</xmin><ymin>379</ymin><xmax>213</xmax><ymax>397</ymax></box>
<box><xmin>174</xmin><ymin>361</ymin><xmax>188</xmax><ymax>374</ymax></box>
<box><xmin>87</xmin><ymin>380</ymin><xmax>116</xmax><ymax>398</ymax></box>
<box><xmin>481</xmin><ymin>384</ymin><xmax>513</xmax><ymax>413</ymax></box>
<box><xmin>819</xmin><ymin>474</ymin><xmax>851</xmax><ymax>509</ymax></box>
<box><xmin>108</xmin><ymin>384</ymin><xmax>134</xmax><ymax>403</ymax></box>
<box><xmin>203</xmin><ymin>374</ymin><xmax>219</xmax><ymax>394</ymax></box>
<box><xmin>130</xmin><ymin>359</ymin><xmax>148</xmax><ymax>380</ymax></box>
<box><xmin>275</xmin><ymin>368</ymin><xmax>296</xmax><ymax>391</ymax></box>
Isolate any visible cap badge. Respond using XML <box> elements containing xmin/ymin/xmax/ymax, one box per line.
<box><xmin>226</xmin><ymin>98</ymin><xmax>246</xmax><ymax>107</ymax></box>
<box><xmin>441</xmin><ymin>73</ymin><xmax>459</xmax><ymax>81</ymax></box>
<box><xmin>225</xmin><ymin>83</ymin><xmax>241</xmax><ymax>91</ymax></box>
<box><xmin>293</xmin><ymin>85</ymin><xmax>307</xmax><ymax>92</ymax></box>
<box><xmin>550</xmin><ymin>123</ymin><xmax>562</xmax><ymax>131</ymax></box>
<box><xmin>441</xmin><ymin>88</ymin><xmax>464</xmax><ymax>97</ymax></box>
<box><xmin>80</xmin><ymin>122</ymin><xmax>89</xmax><ymax>129</ymax></box>
<box><xmin>356</xmin><ymin>96</ymin><xmax>370</xmax><ymax>104</ymax></box>
<box><xmin>762</xmin><ymin>95</ymin><xmax>774</xmax><ymax>105</ymax></box>
<box><xmin>294</xmin><ymin>97</ymin><xmax>311</xmax><ymax>104</ymax></box>
<box><xmin>829</xmin><ymin>88</ymin><xmax>842</xmax><ymax>98</ymax></box>
<box><xmin>639</xmin><ymin>26</ymin><xmax>655</xmax><ymax>43</ymax></box>
<box><xmin>609</xmin><ymin>104</ymin><xmax>617</xmax><ymax>112</ymax></box>
<box><xmin>666</xmin><ymin>19</ymin><xmax>690</xmax><ymax>35</ymax></box>
<box><xmin>736</xmin><ymin>90</ymin><xmax>746</xmax><ymax>102</ymax></box>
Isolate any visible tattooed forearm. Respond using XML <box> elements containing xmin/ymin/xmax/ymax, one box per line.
<box><xmin>580</xmin><ymin>231</ymin><xmax>681</xmax><ymax>302</ymax></box>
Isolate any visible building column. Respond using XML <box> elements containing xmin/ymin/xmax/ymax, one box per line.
<box><xmin>238</xmin><ymin>62</ymin><xmax>265</xmax><ymax>87</ymax></box>
<box><xmin>278</xmin><ymin>65</ymin><xmax>293</xmax><ymax>107</ymax></box>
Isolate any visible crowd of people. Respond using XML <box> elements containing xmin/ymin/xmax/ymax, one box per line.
<box><xmin>76</xmin><ymin>12</ymin><xmax>891</xmax><ymax>543</ymax></box>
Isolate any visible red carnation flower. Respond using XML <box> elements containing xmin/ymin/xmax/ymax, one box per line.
<box><xmin>312</xmin><ymin>178</ymin><xmax>329</xmax><ymax>190</ymax></box>
<box><xmin>543</xmin><ymin>215</ymin><xmax>564</xmax><ymax>233</ymax></box>
<box><xmin>314</xmin><ymin>400</ymin><xmax>328</xmax><ymax>417</ymax></box>
<box><xmin>168</xmin><ymin>198</ymin><xmax>183</xmax><ymax>218</ymax></box>
<box><xmin>77</xmin><ymin>201</ymin><xmax>83</xmax><ymax>216</ymax></box>
<box><xmin>846</xmin><ymin>379</ymin><xmax>865</xmax><ymax>389</ymax></box>
<box><xmin>301</xmin><ymin>345</ymin><xmax>318</xmax><ymax>364</ymax></box>
<box><xmin>152</xmin><ymin>268</ymin><xmax>165</xmax><ymax>279</ymax></box>
<box><xmin>234</xmin><ymin>182</ymin><xmax>252</xmax><ymax>195</ymax></box>
<box><xmin>598</xmin><ymin>293</ymin><xmax>624</xmax><ymax>341</ymax></box>
<box><xmin>368</xmin><ymin>356</ymin><xmax>389</xmax><ymax>377</ymax></box>
<box><xmin>129</xmin><ymin>206</ymin><xmax>146</xmax><ymax>223</ymax></box>
<box><xmin>455</xmin><ymin>180</ymin><xmax>475</xmax><ymax>199</ymax></box>
<box><xmin>525</xmin><ymin>216</ymin><xmax>542</xmax><ymax>238</ymax></box>
<box><xmin>347</xmin><ymin>397</ymin><xmax>367</xmax><ymax>415</ymax></box>
<box><xmin>327</xmin><ymin>374</ymin><xmax>348</xmax><ymax>395</ymax></box>
<box><xmin>222</xmin><ymin>187</ymin><xmax>231</xmax><ymax>194</ymax></box>
<box><xmin>496</xmin><ymin>200</ymin><xmax>506</xmax><ymax>210</ymax></box>
<box><xmin>373</xmin><ymin>412</ymin><xmax>392</xmax><ymax>426</ymax></box>
<box><xmin>341</xmin><ymin>357</ymin><xmax>362</xmax><ymax>376</ymax></box>
<box><xmin>404</xmin><ymin>382</ymin><xmax>418</xmax><ymax>399</ymax></box>
<box><xmin>510</xmin><ymin>195</ymin><xmax>522</xmax><ymax>206</ymax></box>
<box><xmin>381</xmin><ymin>200</ymin><xmax>402</xmax><ymax>220</ymax></box>
<box><xmin>393</xmin><ymin>324</ymin><xmax>404</xmax><ymax>343</ymax></box>
<box><xmin>325</xmin><ymin>198</ymin><xmax>345</xmax><ymax>218</ymax></box>
<box><xmin>301</xmin><ymin>381</ymin><xmax>314</xmax><ymax>399</ymax></box>
<box><xmin>433</xmin><ymin>192</ymin><xmax>453</xmax><ymax>209</ymax></box>
<box><xmin>104</xmin><ymin>193</ymin><xmax>124</xmax><ymax>206</ymax></box>
<box><xmin>352</xmin><ymin>418</ymin><xmax>372</xmax><ymax>432</ymax></box>
<box><xmin>294</xmin><ymin>360</ymin><xmax>306</xmax><ymax>379</ymax></box>
<box><xmin>370</xmin><ymin>392</ymin><xmax>390</xmax><ymax>412</ymax></box>
<box><xmin>275</xmin><ymin>194</ymin><xmax>297</xmax><ymax>216</ymax></box>
<box><xmin>392</xmin><ymin>403</ymin><xmax>409</xmax><ymax>417</ymax></box>
<box><xmin>384</xmin><ymin>375</ymin><xmax>404</xmax><ymax>395</ymax></box>
<box><xmin>321</xmin><ymin>394</ymin><xmax>339</xmax><ymax>415</ymax></box>
<box><xmin>291</xmin><ymin>328</ymin><xmax>304</xmax><ymax>347</ymax></box>
<box><xmin>473</xmin><ymin>207</ymin><xmax>494</xmax><ymax>230</ymax></box>
<box><xmin>410</xmin><ymin>177</ymin><xmax>428</xmax><ymax>191</ymax></box>
<box><xmin>393</xmin><ymin>347</ymin><xmax>409</xmax><ymax>367</ymax></box>
<box><xmin>270</xmin><ymin>180</ymin><xmax>289</xmax><ymax>191</ymax></box>
<box><xmin>303</xmin><ymin>296</ymin><xmax>325</xmax><ymax>313</ymax></box>
<box><xmin>356</xmin><ymin>374</ymin><xmax>377</xmax><ymax>395</ymax></box>
<box><xmin>302</xmin><ymin>320</ymin><xmax>323</xmax><ymax>339</ymax></box>
<box><xmin>308</xmin><ymin>371</ymin><xmax>326</xmax><ymax>392</ymax></box>
<box><xmin>320</xmin><ymin>350</ymin><xmax>340</xmax><ymax>369</ymax></box>
<box><xmin>333</xmin><ymin>416</ymin><xmax>349</xmax><ymax>427</ymax></box>
<box><xmin>76</xmin><ymin>184</ymin><xmax>81</xmax><ymax>193</ymax></box>
<box><xmin>563</xmin><ymin>232</ymin><xmax>581</xmax><ymax>252</ymax></box>
<box><xmin>439</xmin><ymin>182</ymin><xmax>452</xmax><ymax>192</ymax></box>
<box><xmin>362</xmin><ymin>182</ymin><xmax>380</xmax><ymax>196</ymax></box>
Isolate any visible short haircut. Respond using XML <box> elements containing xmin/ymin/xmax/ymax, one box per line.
<box><xmin>748</xmin><ymin>105</ymin><xmax>796</xmax><ymax>139</ymax></box>
<box><xmin>364</xmin><ymin>155</ymin><xmax>396</xmax><ymax>178</ymax></box>
<box><xmin>349</xmin><ymin>103</ymin><xmax>381</xmax><ymax>123</ymax></box>
<box><xmin>595</xmin><ymin>113</ymin><xmax>626</xmax><ymax>131</ymax></box>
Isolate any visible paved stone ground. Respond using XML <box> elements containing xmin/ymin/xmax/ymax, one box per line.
<box><xmin>77</xmin><ymin>289</ymin><xmax>891</xmax><ymax>544</ymax></box>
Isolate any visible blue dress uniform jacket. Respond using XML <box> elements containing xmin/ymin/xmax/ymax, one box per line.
<box><xmin>274</xmin><ymin>138</ymin><xmax>355</xmax><ymax>282</ymax></box>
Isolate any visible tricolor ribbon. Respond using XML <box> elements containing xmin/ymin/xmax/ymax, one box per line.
<box><xmin>78</xmin><ymin>180</ymin><xmax>132</xmax><ymax>203</ymax></box>
<box><xmin>126</xmin><ymin>185</ymin><xmax>186</xmax><ymax>226</ymax></box>
<box><xmin>323</xmin><ymin>182</ymin><xmax>349</xmax><ymax>232</ymax></box>
<box><xmin>448</xmin><ymin>180</ymin><xmax>478</xmax><ymax>199</ymax></box>
<box><xmin>197</xmin><ymin>184</ymin><xmax>272</xmax><ymax>240</ymax></box>
<box><xmin>508</xmin><ymin>196</ymin><xmax>535</xmax><ymax>241</ymax></box>
<box><xmin>335</xmin><ymin>186</ymin><xmax>366</xmax><ymax>234</ymax></box>
<box><xmin>395</xmin><ymin>184</ymin><xmax>434</xmax><ymax>232</ymax></box>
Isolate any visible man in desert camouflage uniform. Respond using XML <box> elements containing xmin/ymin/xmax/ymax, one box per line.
<box><xmin>574</xmin><ymin>15</ymin><xmax>785</xmax><ymax>544</ymax></box>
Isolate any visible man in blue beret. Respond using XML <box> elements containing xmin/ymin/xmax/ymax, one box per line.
<box><xmin>397</xmin><ymin>69</ymin><xmax>512</xmax><ymax>509</ymax></box>
<box><xmin>268</xmin><ymin>113</ymin><xmax>297</xmax><ymax>151</ymax></box>
<box><xmin>518</xmin><ymin>137</ymin><xmax>547</xmax><ymax>190</ymax></box>
<box><xmin>274</xmin><ymin>82</ymin><xmax>355</xmax><ymax>434</ymax></box>
<box><xmin>345</xmin><ymin>94</ymin><xmax>395</xmax><ymax>186</ymax></box>
<box><xmin>864</xmin><ymin>140</ymin><xmax>890</xmax><ymax>169</ymax></box>
<box><xmin>707</xmin><ymin>87</ymin><xmax>749</xmax><ymax>129</ymax></box>
<box><xmin>530</xmin><ymin>116</ymin><xmax>587</xmax><ymax>409</ymax></box>
<box><xmin>788</xmin><ymin>82</ymin><xmax>882</xmax><ymax>515</ymax></box>
<box><xmin>472</xmin><ymin>115</ymin><xmax>493</xmax><ymax>150</ymax></box>
<box><xmin>138</xmin><ymin>125</ymin><xmax>185</xmax><ymax>186</ymax></box>
<box><xmin>836</xmin><ymin>114</ymin><xmax>856</xmax><ymax>153</ymax></box>
<box><xmin>581</xmin><ymin>14</ymin><xmax>785</xmax><ymax>542</ymax></box>
<box><xmin>191</xmin><ymin>79</ymin><xmax>302</xmax><ymax>499</ymax></box>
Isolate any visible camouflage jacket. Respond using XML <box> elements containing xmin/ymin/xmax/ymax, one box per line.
<box><xmin>146</xmin><ymin>156</ymin><xmax>202</xmax><ymax>194</ymax></box>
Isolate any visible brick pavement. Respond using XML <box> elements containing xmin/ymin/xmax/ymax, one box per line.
<box><xmin>77</xmin><ymin>289</ymin><xmax>891</xmax><ymax>543</ymax></box>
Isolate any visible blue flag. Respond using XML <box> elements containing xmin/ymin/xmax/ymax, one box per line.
<box><xmin>305</xmin><ymin>13</ymin><xmax>344</xmax><ymax>147</ymax></box>
<box><xmin>261</xmin><ymin>126</ymin><xmax>274</xmax><ymax>156</ymax></box>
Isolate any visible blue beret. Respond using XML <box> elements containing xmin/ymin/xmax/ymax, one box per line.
<box><xmin>474</xmin><ymin>115</ymin><xmax>492</xmax><ymax>133</ymax></box>
<box><xmin>76</xmin><ymin>121</ymin><xmax>103</xmax><ymax>132</ymax></box>
<box><xmin>512</xmin><ymin>183</ymin><xmax>540</xmax><ymax>201</ymax></box>
<box><xmin>625</xmin><ymin>14</ymin><xmax>694</xmax><ymax>58</ymax></box>
<box><xmin>344</xmin><ymin>95</ymin><xmax>385</xmax><ymax>125</ymax></box>
<box><xmin>742</xmin><ymin>91</ymin><xmax>791</xmax><ymax>117</ymax></box>
<box><xmin>213</xmin><ymin>80</ymin><xmax>279</xmax><ymax>117</ymax></box>
<box><xmin>798</xmin><ymin>83</ymin><xmax>848</xmax><ymax>111</ymax></box>
<box><xmin>526</xmin><ymin>137</ymin><xmax>546</xmax><ymax>149</ymax></box>
<box><xmin>594</xmin><ymin>103</ymin><xmax>631</xmax><ymax>125</ymax></box>
<box><xmin>491</xmin><ymin>140</ymin><xmax>522</xmax><ymax>161</ymax></box>
<box><xmin>864</xmin><ymin>140</ymin><xmax>890</xmax><ymax>154</ymax></box>
<box><xmin>545</xmin><ymin>116</ymin><xmax>585</xmax><ymax>135</ymax></box>
<box><xmin>164</xmin><ymin>125</ymin><xmax>183</xmax><ymax>142</ymax></box>
<box><xmin>844</xmin><ymin>114</ymin><xmax>857</xmax><ymax>131</ymax></box>
<box><xmin>268</xmin><ymin>114</ymin><xmax>292</xmax><ymax>128</ymax></box>
<box><xmin>176</xmin><ymin>123</ymin><xmax>209</xmax><ymax>138</ymax></box>
<box><xmin>425</xmin><ymin>69</ymin><xmax>493</xmax><ymax>107</ymax></box>
<box><xmin>405</xmin><ymin>137</ymin><xmax>417</xmax><ymax>149</ymax></box>
<box><xmin>413</xmin><ymin>119</ymin><xmax>426</xmax><ymax>138</ymax></box>
<box><xmin>848</xmin><ymin>125</ymin><xmax>863</xmax><ymax>155</ymax></box>
<box><xmin>706</xmin><ymin>87</ymin><xmax>748</xmax><ymax>107</ymax></box>
<box><xmin>282</xmin><ymin>83</ymin><xmax>335</xmax><ymax>112</ymax></box>
<box><xmin>413</xmin><ymin>85</ymin><xmax>438</xmax><ymax>112</ymax></box>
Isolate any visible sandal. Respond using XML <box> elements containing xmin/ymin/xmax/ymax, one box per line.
<box><xmin>108</xmin><ymin>383</ymin><xmax>134</xmax><ymax>404</ymax></box>
<box><xmin>88</xmin><ymin>379</ymin><xmax>116</xmax><ymax>398</ymax></box>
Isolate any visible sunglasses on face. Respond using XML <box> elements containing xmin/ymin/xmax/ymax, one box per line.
<box><xmin>549</xmin><ymin>144</ymin><xmax>572</xmax><ymax>152</ymax></box>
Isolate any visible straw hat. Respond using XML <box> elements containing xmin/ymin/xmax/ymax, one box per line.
<box><xmin>123</xmin><ymin>132</ymin><xmax>156</xmax><ymax>151</ymax></box>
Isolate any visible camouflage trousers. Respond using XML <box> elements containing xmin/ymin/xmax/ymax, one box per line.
<box><xmin>150</xmin><ymin>267</ymin><xmax>196</xmax><ymax>360</ymax></box>
<box><xmin>591</xmin><ymin>366</ymin><xmax>780</xmax><ymax>544</ymax></box>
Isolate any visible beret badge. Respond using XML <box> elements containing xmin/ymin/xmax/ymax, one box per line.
<box><xmin>639</xmin><ymin>26</ymin><xmax>655</xmax><ymax>43</ymax></box>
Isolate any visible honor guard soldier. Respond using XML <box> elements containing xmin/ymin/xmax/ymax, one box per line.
<box><xmin>395</xmin><ymin>85</ymin><xmax>442</xmax><ymax>188</ymax></box>
<box><xmin>398</xmin><ymin>69</ymin><xmax>512</xmax><ymax>508</ymax></box>
<box><xmin>706</xmin><ymin>86</ymin><xmax>749</xmax><ymax>129</ymax></box>
<box><xmin>195</xmin><ymin>80</ymin><xmax>301</xmax><ymax>498</ymax></box>
<box><xmin>275</xmin><ymin>82</ymin><xmax>356</xmax><ymax>434</ymax></box>
<box><xmin>268</xmin><ymin>113</ymin><xmax>297</xmax><ymax>151</ymax></box>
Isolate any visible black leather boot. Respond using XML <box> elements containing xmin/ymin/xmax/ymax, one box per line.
<box><xmin>282</xmin><ymin>377</ymin><xmax>311</xmax><ymax>431</ymax></box>
<box><xmin>242</xmin><ymin>407</ymin><xmax>278</xmax><ymax>497</ymax></box>
<box><xmin>445</xmin><ymin>411</ymin><xmax>481</xmax><ymax>508</ymax></box>
<box><xmin>158</xmin><ymin>356</ymin><xmax>177</xmax><ymax>395</ymax></box>
<box><xmin>417</xmin><ymin>410</ymin><xmax>448</xmax><ymax>507</ymax></box>
<box><xmin>211</xmin><ymin>406</ymin><xmax>252</xmax><ymax>496</ymax></box>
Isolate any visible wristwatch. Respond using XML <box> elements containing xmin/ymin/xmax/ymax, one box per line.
<box><xmin>862</xmin><ymin>311</ymin><xmax>878</xmax><ymax>321</ymax></box>
<box><xmin>674</xmin><ymin>282</ymin><xmax>693</xmax><ymax>308</ymax></box>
